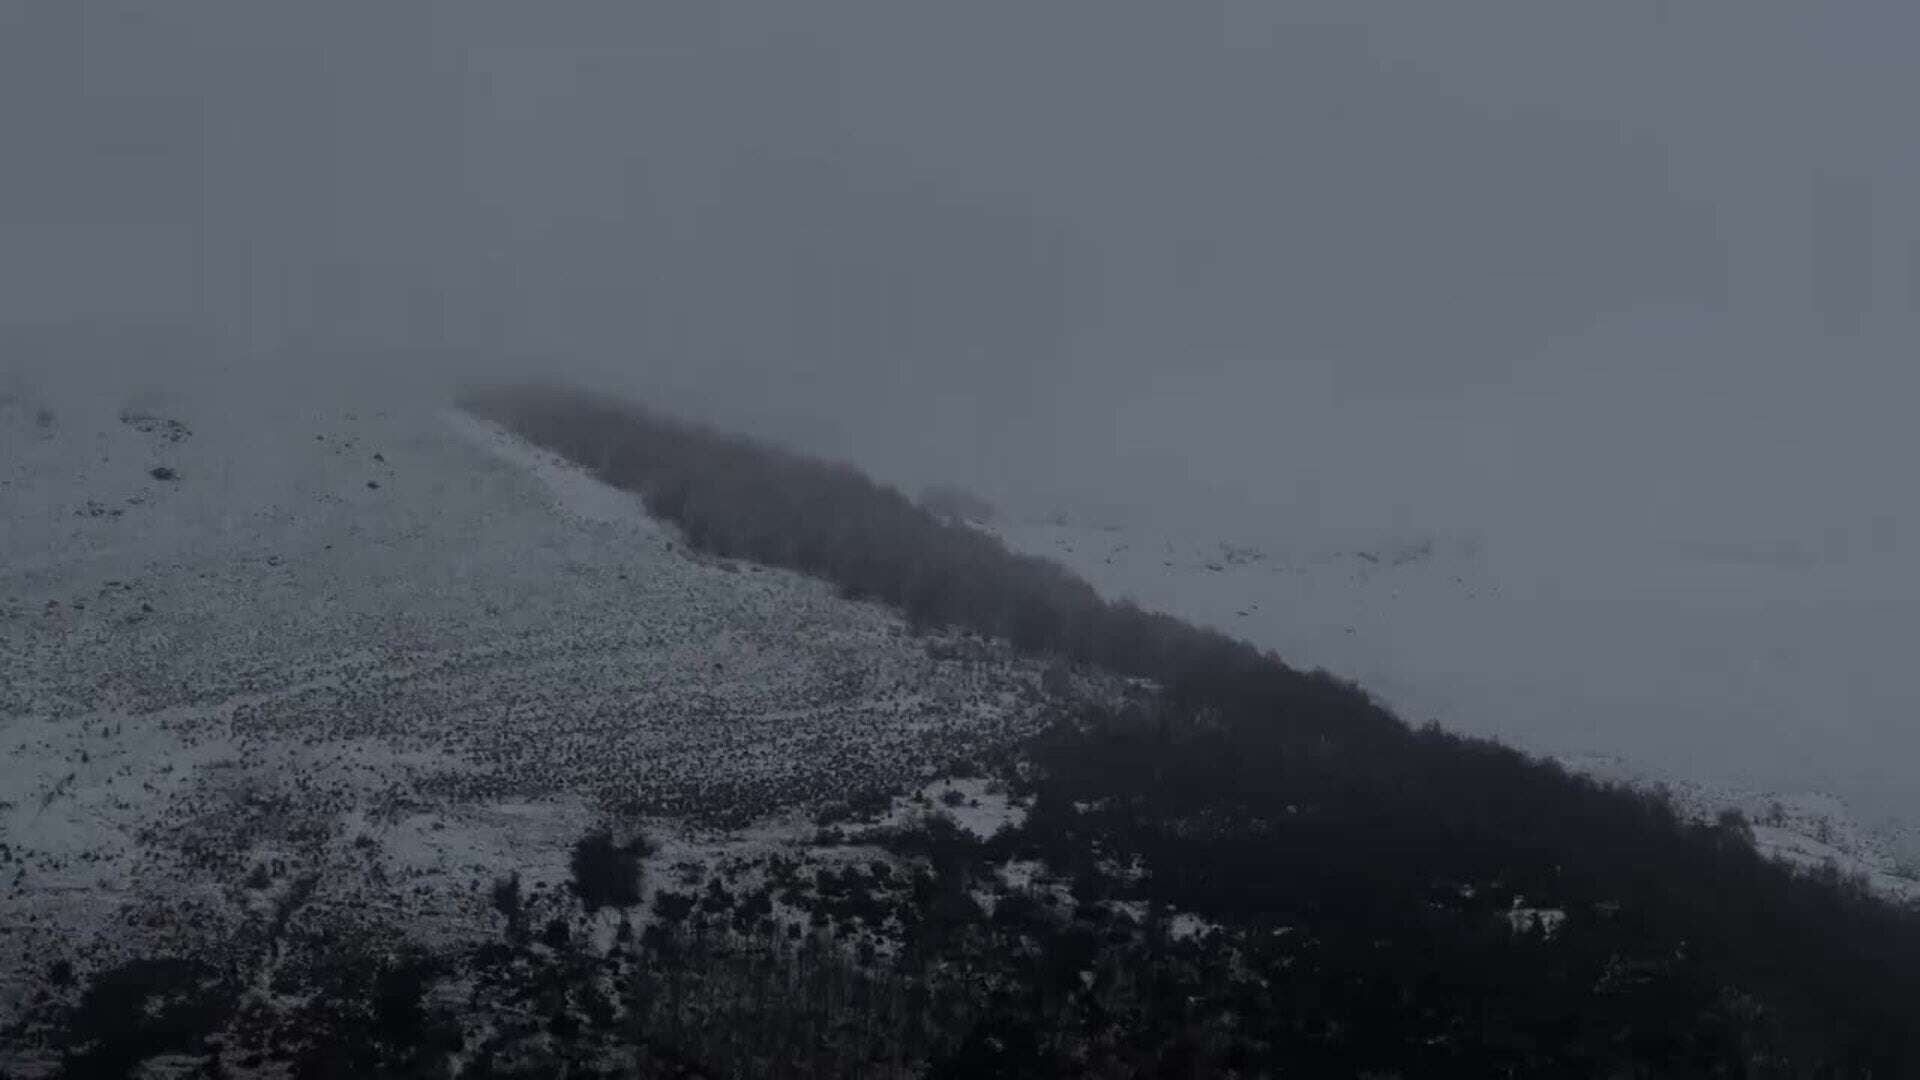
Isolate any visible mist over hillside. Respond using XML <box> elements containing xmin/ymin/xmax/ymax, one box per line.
<box><xmin>459</xmin><ymin>382</ymin><xmax>1920</xmax><ymax>1074</ymax></box>
<box><xmin>5</xmin><ymin>361</ymin><xmax>1920</xmax><ymax>1074</ymax></box>
<box><xmin>7</xmin><ymin>1</ymin><xmax>1920</xmax><ymax>1073</ymax></box>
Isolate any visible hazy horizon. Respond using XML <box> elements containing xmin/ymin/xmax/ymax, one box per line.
<box><xmin>7</xmin><ymin>2</ymin><xmax>1918</xmax><ymax>821</ymax></box>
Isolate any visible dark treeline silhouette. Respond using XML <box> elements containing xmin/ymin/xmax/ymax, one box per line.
<box><xmin>463</xmin><ymin>381</ymin><xmax>1920</xmax><ymax>1074</ymax></box>
<box><xmin>460</xmin><ymin>382</ymin><xmax>1364</xmax><ymax>727</ymax></box>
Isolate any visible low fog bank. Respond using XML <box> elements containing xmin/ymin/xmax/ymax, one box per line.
<box><xmin>7</xmin><ymin>3</ymin><xmax>1919</xmax><ymax>822</ymax></box>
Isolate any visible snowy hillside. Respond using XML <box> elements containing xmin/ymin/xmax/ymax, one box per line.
<box><xmin>982</xmin><ymin>513</ymin><xmax>1920</xmax><ymax>901</ymax></box>
<box><xmin>6</xmin><ymin>369</ymin><xmax>1918</xmax><ymax>1073</ymax></box>
<box><xmin>0</xmin><ymin>367</ymin><xmax>1114</xmax><ymax>1072</ymax></box>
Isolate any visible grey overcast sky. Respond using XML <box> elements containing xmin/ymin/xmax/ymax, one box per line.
<box><xmin>5</xmin><ymin>0</ymin><xmax>1917</xmax><ymax>540</ymax></box>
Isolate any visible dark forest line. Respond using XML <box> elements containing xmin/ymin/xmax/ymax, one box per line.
<box><xmin>462</xmin><ymin>380</ymin><xmax>1920</xmax><ymax>1075</ymax></box>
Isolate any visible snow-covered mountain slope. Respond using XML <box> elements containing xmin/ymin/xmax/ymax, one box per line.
<box><xmin>1554</xmin><ymin>753</ymin><xmax>1920</xmax><ymax>903</ymax></box>
<box><xmin>0</xmin><ymin>367</ymin><xmax>1111</xmax><ymax>1065</ymax></box>
<box><xmin>982</xmin><ymin>513</ymin><xmax>1920</xmax><ymax>901</ymax></box>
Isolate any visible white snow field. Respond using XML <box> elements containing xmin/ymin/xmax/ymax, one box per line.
<box><xmin>0</xmin><ymin>361</ymin><xmax>1109</xmax><ymax>1064</ymax></box>
<box><xmin>983</xmin><ymin>513</ymin><xmax>1920</xmax><ymax>900</ymax></box>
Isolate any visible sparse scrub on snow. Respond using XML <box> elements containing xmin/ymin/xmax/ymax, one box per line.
<box><xmin>456</xmin><ymin>381</ymin><xmax>1920</xmax><ymax>1074</ymax></box>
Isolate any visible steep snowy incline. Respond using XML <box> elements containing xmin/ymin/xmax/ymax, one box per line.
<box><xmin>0</xmin><ymin>366</ymin><xmax>1101</xmax><ymax>1052</ymax></box>
<box><xmin>983</xmin><ymin>513</ymin><xmax>1920</xmax><ymax>899</ymax></box>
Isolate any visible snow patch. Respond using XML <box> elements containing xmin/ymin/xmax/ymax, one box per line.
<box><xmin>442</xmin><ymin>409</ymin><xmax>664</xmax><ymax>537</ymax></box>
<box><xmin>882</xmin><ymin>777</ymin><xmax>1028</xmax><ymax>841</ymax></box>
<box><xmin>1506</xmin><ymin>898</ymin><xmax>1568</xmax><ymax>940</ymax></box>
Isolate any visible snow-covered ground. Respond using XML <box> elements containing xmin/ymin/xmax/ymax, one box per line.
<box><xmin>983</xmin><ymin>512</ymin><xmax>1920</xmax><ymax>900</ymax></box>
<box><xmin>0</xmin><ymin>362</ymin><xmax>1112</xmax><ymax>1064</ymax></box>
<box><xmin>874</xmin><ymin>776</ymin><xmax>1029</xmax><ymax>842</ymax></box>
<box><xmin>3</xmin><ymin>357</ymin><xmax>1913</xmax><ymax>1072</ymax></box>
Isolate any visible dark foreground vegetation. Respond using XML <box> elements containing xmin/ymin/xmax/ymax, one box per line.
<box><xmin>454</xmin><ymin>382</ymin><xmax>1920</xmax><ymax>1076</ymax></box>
